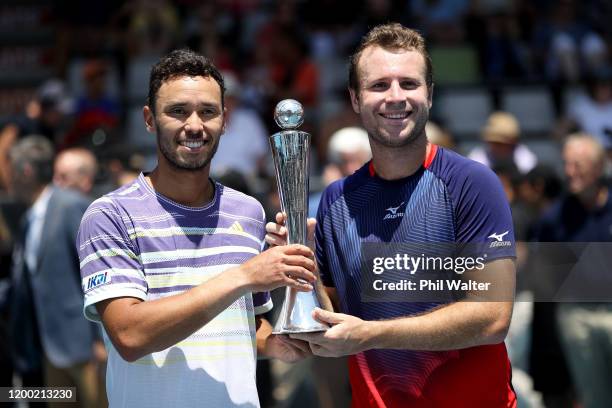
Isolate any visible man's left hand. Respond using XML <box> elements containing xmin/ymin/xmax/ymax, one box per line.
<box><xmin>265</xmin><ymin>334</ymin><xmax>312</xmax><ymax>363</ymax></box>
<box><xmin>290</xmin><ymin>308</ymin><xmax>374</xmax><ymax>357</ymax></box>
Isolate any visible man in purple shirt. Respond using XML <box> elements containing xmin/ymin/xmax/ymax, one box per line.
<box><xmin>77</xmin><ymin>49</ymin><xmax>314</xmax><ymax>407</ymax></box>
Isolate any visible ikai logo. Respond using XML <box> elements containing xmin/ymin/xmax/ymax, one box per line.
<box><xmin>86</xmin><ymin>271</ymin><xmax>110</xmax><ymax>291</ymax></box>
<box><xmin>384</xmin><ymin>202</ymin><xmax>405</xmax><ymax>220</ymax></box>
<box><xmin>488</xmin><ymin>231</ymin><xmax>511</xmax><ymax>247</ymax></box>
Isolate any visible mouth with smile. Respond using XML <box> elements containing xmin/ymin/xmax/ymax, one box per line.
<box><xmin>177</xmin><ymin>139</ymin><xmax>207</xmax><ymax>152</ymax></box>
<box><xmin>379</xmin><ymin>111</ymin><xmax>412</xmax><ymax>121</ymax></box>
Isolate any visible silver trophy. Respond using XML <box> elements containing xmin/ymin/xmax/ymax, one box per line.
<box><xmin>270</xmin><ymin>99</ymin><xmax>328</xmax><ymax>334</ymax></box>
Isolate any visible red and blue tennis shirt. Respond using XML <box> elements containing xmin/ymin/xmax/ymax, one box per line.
<box><xmin>315</xmin><ymin>145</ymin><xmax>517</xmax><ymax>407</ymax></box>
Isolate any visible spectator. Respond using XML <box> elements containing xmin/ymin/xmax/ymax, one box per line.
<box><xmin>61</xmin><ymin>60</ymin><xmax>120</xmax><ymax>149</ymax></box>
<box><xmin>316</xmin><ymin>95</ymin><xmax>362</xmax><ymax>164</ymax></box>
<box><xmin>265</xmin><ymin>27</ymin><xmax>319</xmax><ymax>125</ymax></box>
<box><xmin>565</xmin><ymin>73</ymin><xmax>612</xmax><ymax>150</ymax></box>
<box><xmin>518</xmin><ymin>164</ymin><xmax>563</xmax><ymax>233</ymax></box>
<box><xmin>533</xmin><ymin>0</ymin><xmax>608</xmax><ymax>82</ymax></box>
<box><xmin>309</xmin><ymin>126</ymin><xmax>371</xmax><ymax>218</ymax></box>
<box><xmin>411</xmin><ymin>0</ymin><xmax>469</xmax><ymax>44</ymax></box>
<box><xmin>53</xmin><ymin>147</ymin><xmax>98</xmax><ymax>197</ymax></box>
<box><xmin>245</xmin><ymin>23</ymin><xmax>322</xmax><ymax>161</ymax></box>
<box><xmin>425</xmin><ymin>120</ymin><xmax>455</xmax><ymax>149</ymax></box>
<box><xmin>0</xmin><ymin>80</ymin><xmax>73</xmax><ymax>192</ymax></box>
<box><xmin>3</xmin><ymin>135</ymin><xmax>104</xmax><ymax>407</ymax></box>
<box><xmin>121</xmin><ymin>0</ymin><xmax>179</xmax><ymax>58</ymax></box>
<box><xmin>531</xmin><ymin>133</ymin><xmax>612</xmax><ymax>408</ymax></box>
<box><xmin>0</xmin><ymin>195</ymin><xmax>27</xmax><ymax>394</ymax></box>
<box><xmin>210</xmin><ymin>72</ymin><xmax>269</xmax><ymax>178</ymax></box>
<box><xmin>96</xmin><ymin>144</ymin><xmax>147</xmax><ymax>194</ymax></box>
<box><xmin>468</xmin><ymin>111</ymin><xmax>538</xmax><ymax>174</ymax></box>
<box><xmin>481</xmin><ymin>12</ymin><xmax>530</xmax><ymax>80</ymax></box>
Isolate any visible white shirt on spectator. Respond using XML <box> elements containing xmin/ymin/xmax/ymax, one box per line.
<box><xmin>211</xmin><ymin>107</ymin><xmax>268</xmax><ymax>177</ymax></box>
<box><xmin>568</xmin><ymin>94</ymin><xmax>612</xmax><ymax>149</ymax></box>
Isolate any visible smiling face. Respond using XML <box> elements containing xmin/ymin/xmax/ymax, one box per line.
<box><xmin>144</xmin><ymin>75</ymin><xmax>225</xmax><ymax>172</ymax></box>
<box><xmin>563</xmin><ymin>137</ymin><xmax>604</xmax><ymax>195</ymax></box>
<box><xmin>349</xmin><ymin>46</ymin><xmax>432</xmax><ymax>149</ymax></box>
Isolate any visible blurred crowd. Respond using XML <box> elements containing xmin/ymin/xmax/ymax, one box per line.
<box><xmin>1</xmin><ymin>0</ymin><xmax>612</xmax><ymax>407</ymax></box>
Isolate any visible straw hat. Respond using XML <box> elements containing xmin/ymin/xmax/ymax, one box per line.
<box><xmin>482</xmin><ymin>112</ymin><xmax>520</xmax><ymax>144</ymax></box>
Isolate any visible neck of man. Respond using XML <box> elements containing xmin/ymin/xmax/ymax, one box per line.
<box><xmin>147</xmin><ymin>160</ymin><xmax>214</xmax><ymax>208</ymax></box>
<box><xmin>369</xmin><ymin>133</ymin><xmax>428</xmax><ymax>180</ymax></box>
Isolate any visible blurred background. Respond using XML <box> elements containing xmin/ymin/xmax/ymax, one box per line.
<box><xmin>1</xmin><ymin>0</ymin><xmax>611</xmax><ymax>407</ymax></box>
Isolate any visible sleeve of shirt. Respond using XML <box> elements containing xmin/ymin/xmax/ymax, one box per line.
<box><xmin>254</xmin><ymin>204</ymin><xmax>272</xmax><ymax>315</ymax></box>
<box><xmin>77</xmin><ymin>198</ymin><xmax>147</xmax><ymax>322</ymax></box>
<box><xmin>451</xmin><ymin>161</ymin><xmax>516</xmax><ymax>261</ymax></box>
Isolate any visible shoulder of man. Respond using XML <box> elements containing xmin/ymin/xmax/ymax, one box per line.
<box><xmin>427</xmin><ymin>147</ymin><xmax>495</xmax><ymax>185</ymax></box>
<box><xmin>216</xmin><ymin>183</ymin><xmax>266</xmax><ymax>220</ymax></box>
<box><xmin>50</xmin><ymin>187</ymin><xmax>92</xmax><ymax>219</ymax></box>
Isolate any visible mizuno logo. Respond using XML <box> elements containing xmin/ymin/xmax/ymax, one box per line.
<box><xmin>384</xmin><ymin>202</ymin><xmax>405</xmax><ymax>220</ymax></box>
<box><xmin>488</xmin><ymin>231</ymin><xmax>511</xmax><ymax>248</ymax></box>
<box><xmin>488</xmin><ymin>231</ymin><xmax>509</xmax><ymax>242</ymax></box>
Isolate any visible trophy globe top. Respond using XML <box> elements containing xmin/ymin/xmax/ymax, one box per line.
<box><xmin>274</xmin><ymin>99</ymin><xmax>304</xmax><ymax>130</ymax></box>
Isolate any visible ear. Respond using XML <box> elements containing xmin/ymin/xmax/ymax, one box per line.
<box><xmin>143</xmin><ymin>106</ymin><xmax>156</xmax><ymax>133</ymax></box>
<box><xmin>428</xmin><ymin>83</ymin><xmax>434</xmax><ymax>109</ymax></box>
<box><xmin>221</xmin><ymin>107</ymin><xmax>227</xmax><ymax>135</ymax></box>
<box><xmin>349</xmin><ymin>88</ymin><xmax>360</xmax><ymax>114</ymax></box>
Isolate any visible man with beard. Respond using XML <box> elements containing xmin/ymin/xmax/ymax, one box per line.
<box><xmin>77</xmin><ymin>50</ymin><xmax>315</xmax><ymax>407</ymax></box>
<box><xmin>266</xmin><ymin>24</ymin><xmax>517</xmax><ymax>407</ymax></box>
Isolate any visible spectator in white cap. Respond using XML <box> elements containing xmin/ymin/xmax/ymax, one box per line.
<box><xmin>468</xmin><ymin>111</ymin><xmax>537</xmax><ymax>174</ymax></box>
<box><xmin>308</xmin><ymin>126</ymin><xmax>371</xmax><ymax>217</ymax></box>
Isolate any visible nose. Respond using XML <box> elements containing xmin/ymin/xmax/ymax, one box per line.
<box><xmin>386</xmin><ymin>81</ymin><xmax>405</xmax><ymax>105</ymax></box>
<box><xmin>564</xmin><ymin>160</ymin><xmax>579</xmax><ymax>179</ymax></box>
<box><xmin>184</xmin><ymin>111</ymin><xmax>203</xmax><ymax>134</ymax></box>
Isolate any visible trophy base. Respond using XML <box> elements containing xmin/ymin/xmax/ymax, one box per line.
<box><xmin>272</xmin><ymin>326</ymin><xmax>328</xmax><ymax>335</ymax></box>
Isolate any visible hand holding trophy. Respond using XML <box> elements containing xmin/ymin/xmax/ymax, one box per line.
<box><xmin>270</xmin><ymin>99</ymin><xmax>328</xmax><ymax>334</ymax></box>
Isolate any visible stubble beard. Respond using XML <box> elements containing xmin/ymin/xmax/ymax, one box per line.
<box><xmin>156</xmin><ymin>119</ymin><xmax>220</xmax><ymax>172</ymax></box>
<box><xmin>369</xmin><ymin>108</ymin><xmax>429</xmax><ymax>149</ymax></box>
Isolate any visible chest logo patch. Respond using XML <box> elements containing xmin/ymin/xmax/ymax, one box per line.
<box><xmin>229</xmin><ymin>221</ymin><xmax>244</xmax><ymax>232</ymax></box>
<box><xmin>384</xmin><ymin>202</ymin><xmax>406</xmax><ymax>220</ymax></box>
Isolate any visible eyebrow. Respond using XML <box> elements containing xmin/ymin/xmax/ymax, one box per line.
<box><xmin>163</xmin><ymin>101</ymin><xmax>221</xmax><ymax>109</ymax></box>
<box><xmin>364</xmin><ymin>76</ymin><xmax>422</xmax><ymax>85</ymax></box>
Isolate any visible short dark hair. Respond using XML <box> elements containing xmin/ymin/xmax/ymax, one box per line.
<box><xmin>147</xmin><ymin>49</ymin><xmax>225</xmax><ymax>114</ymax></box>
<box><xmin>9</xmin><ymin>135</ymin><xmax>54</xmax><ymax>184</ymax></box>
<box><xmin>348</xmin><ymin>23</ymin><xmax>433</xmax><ymax>94</ymax></box>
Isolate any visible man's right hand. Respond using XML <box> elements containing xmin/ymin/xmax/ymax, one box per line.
<box><xmin>238</xmin><ymin>244</ymin><xmax>316</xmax><ymax>293</ymax></box>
